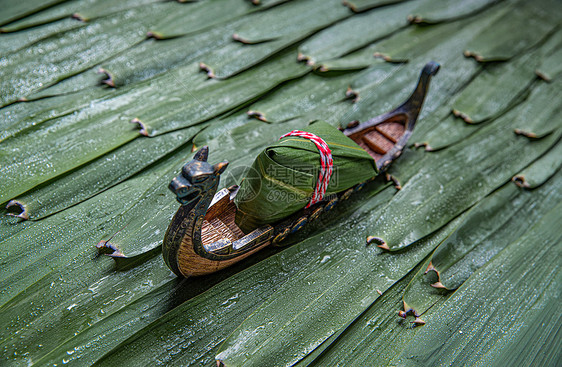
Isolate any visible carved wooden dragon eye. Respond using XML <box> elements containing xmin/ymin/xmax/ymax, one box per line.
<box><xmin>191</xmin><ymin>175</ymin><xmax>209</xmax><ymax>183</ymax></box>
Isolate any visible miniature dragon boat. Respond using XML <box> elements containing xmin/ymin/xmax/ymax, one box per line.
<box><xmin>163</xmin><ymin>62</ymin><xmax>440</xmax><ymax>277</ymax></box>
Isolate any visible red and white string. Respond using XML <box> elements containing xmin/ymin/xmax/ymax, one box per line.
<box><xmin>279</xmin><ymin>130</ymin><xmax>333</xmax><ymax>208</ymax></box>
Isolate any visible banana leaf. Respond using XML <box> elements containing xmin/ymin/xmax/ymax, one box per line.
<box><xmin>235</xmin><ymin>121</ymin><xmax>377</xmax><ymax>231</ymax></box>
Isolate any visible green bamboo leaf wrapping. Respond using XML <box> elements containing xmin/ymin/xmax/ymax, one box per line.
<box><xmin>235</xmin><ymin>121</ymin><xmax>377</xmax><ymax>231</ymax></box>
<box><xmin>1</xmin><ymin>0</ymin><xmax>561</xmax><ymax>365</ymax></box>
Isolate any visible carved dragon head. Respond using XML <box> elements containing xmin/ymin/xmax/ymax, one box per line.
<box><xmin>169</xmin><ymin>146</ymin><xmax>229</xmax><ymax>206</ymax></box>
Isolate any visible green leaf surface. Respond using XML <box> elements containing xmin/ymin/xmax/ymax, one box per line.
<box><xmin>148</xmin><ymin>0</ymin><xmax>256</xmax><ymax>40</ymax></box>
<box><xmin>428</xmin><ymin>170</ymin><xmax>562</xmax><ymax>291</ymax></box>
<box><xmin>0</xmin><ymin>7</ymin><xmax>151</xmax><ymax>107</ymax></box>
<box><xmin>198</xmin><ymin>35</ymin><xmax>302</xmax><ymax>79</ymax></box>
<box><xmin>232</xmin><ymin>0</ymin><xmax>350</xmax><ymax>43</ymax></box>
<box><xmin>0</xmin><ymin>84</ymin><xmax>112</xmax><ymax>142</ymax></box>
<box><xmin>343</xmin><ymin>0</ymin><xmax>406</xmax><ymax>13</ymax></box>
<box><xmin>92</xmin><ymin>193</ymin><xmax>383</xmax><ymax>367</ymax></box>
<box><xmin>510</xmin><ymin>78</ymin><xmax>562</xmax><ymax>138</ymax></box>
<box><xmin>98</xmin><ymin>23</ymin><xmax>238</xmax><ymax>87</ymax></box>
<box><xmin>391</xmin><ymin>200</ymin><xmax>562</xmax><ymax>366</ymax></box>
<box><xmin>512</xmin><ymin>139</ymin><xmax>562</xmax><ymax>189</ymax></box>
<box><xmin>8</xmin><ymin>127</ymin><xmax>201</xmax><ymax>220</ymax></box>
<box><xmin>246</xmin><ymin>72</ymin><xmax>359</xmax><ymax>123</ymax></box>
<box><xmin>535</xmin><ymin>29</ymin><xmax>562</xmax><ymax>82</ymax></box>
<box><xmin>303</xmin><ymin>261</ymin><xmax>429</xmax><ymax>366</ymax></box>
<box><xmin>410</xmin><ymin>108</ymin><xmax>476</xmax><ymax>151</ymax></box>
<box><xmin>0</xmin><ymin>17</ymin><xmax>84</xmax><ymax>57</ymax></box>
<box><xmin>451</xmin><ymin>50</ymin><xmax>541</xmax><ymax>123</ymax></box>
<box><xmin>344</xmin><ymin>53</ymin><xmax>477</xmax><ymax>128</ymax></box>
<box><xmin>216</xmin><ymin>215</ymin><xmax>464</xmax><ymax>366</ymax></box>
<box><xmin>25</xmin><ymin>67</ymin><xmax>106</xmax><ymax>100</ymax></box>
<box><xmin>0</xmin><ymin>101</ymin><xmax>140</xmax><ymax>203</ymax></box>
<box><xmin>0</xmin><ymin>10</ymin><xmax>153</xmax><ymax>105</ymax></box>
<box><xmin>0</xmin><ymin>162</ymin><xmax>169</xmax><ymax>305</ymax></box>
<box><xmin>298</xmin><ymin>0</ymin><xmax>417</xmax><ymax>65</ymax></box>
<box><xmin>400</xmin><ymin>258</ymin><xmax>444</xmax><ymax>323</ymax></box>
<box><xmin>95</xmin><ymin>153</ymin><xmax>192</xmax><ymax>258</ymax></box>
<box><xmin>369</xmin><ymin>19</ymin><xmax>471</xmax><ymax>63</ymax></box>
<box><xmin>315</xmin><ymin>45</ymin><xmax>388</xmax><ymax>72</ymax></box>
<box><xmin>0</xmin><ymin>0</ymin><xmax>163</xmax><ymax>32</ymax></box>
<box><xmin>464</xmin><ymin>0</ymin><xmax>559</xmax><ymax>62</ymax></box>
<box><xmin>306</xmin><ymin>172</ymin><xmax>562</xmax><ymax>366</ymax></box>
<box><xmin>135</xmin><ymin>50</ymin><xmax>310</xmax><ymax>135</ymax></box>
<box><xmin>0</xmin><ymin>0</ymin><xmax>68</xmax><ymax>26</ymax></box>
<box><xmin>420</xmin><ymin>78</ymin><xmax>562</xmax><ymax>150</ymax></box>
<box><xmin>408</xmin><ymin>0</ymin><xmax>501</xmax><ymax>24</ymax></box>
<box><xmin>342</xmin><ymin>5</ymin><xmax>506</xmax><ymax>125</ymax></box>
<box><xmin>73</xmin><ymin>0</ymin><xmax>165</xmax><ymax>21</ymax></box>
